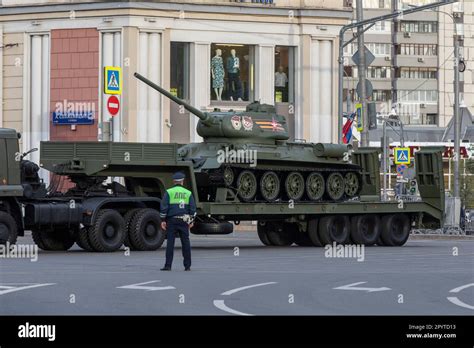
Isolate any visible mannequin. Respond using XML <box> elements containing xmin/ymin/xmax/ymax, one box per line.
<box><xmin>226</xmin><ymin>49</ymin><xmax>243</xmax><ymax>101</ymax></box>
<box><xmin>211</xmin><ymin>49</ymin><xmax>224</xmax><ymax>101</ymax></box>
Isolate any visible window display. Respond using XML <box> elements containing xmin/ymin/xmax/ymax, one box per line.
<box><xmin>274</xmin><ymin>46</ymin><xmax>295</xmax><ymax>103</ymax></box>
<box><xmin>210</xmin><ymin>44</ymin><xmax>253</xmax><ymax>102</ymax></box>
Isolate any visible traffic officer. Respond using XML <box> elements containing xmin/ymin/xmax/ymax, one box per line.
<box><xmin>160</xmin><ymin>172</ymin><xmax>196</xmax><ymax>271</ymax></box>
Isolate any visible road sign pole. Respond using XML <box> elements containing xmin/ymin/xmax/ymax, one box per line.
<box><xmin>356</xmin><ymin>0</ymin><xmax>369</xmax><ymax>146</ymax></box>
<box><xmin>382</xmin><ymin>120</ymin><xmax>388</xmax><ymax>201</ymax></box>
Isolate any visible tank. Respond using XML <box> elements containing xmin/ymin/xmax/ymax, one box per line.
<box><xmin>135</xmin><ymin>72</ymin><xmax>362</xmax><ymax>203</ymax></box>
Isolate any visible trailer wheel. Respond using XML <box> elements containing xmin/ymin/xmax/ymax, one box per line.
<box><xmin>381</xmin><ymin>214</ymin><xmax>410</xmax><ymax>246</ymax></box>
<box><xmin>294</xmin><ymin>232</ymin><xmax>313</xmax><ymax>246</ymax></box>
<box><xmin>318</xmin><ymin>215</ymin><xmax>350</xmax><ymax>245</ymax></box>
<box><xmin>31</xmin><ymin>229</ymin><xmax>47</xmax><ymax>250</ymax></box>
<box><xmin>257</xmin><ymin>222</ymin><xmax>272</xmax><ymax>246</ymax></box>
<box><xmin>307</xmin><ymin>218</ymin><xmax>322</xmax><ymax>247</ymax></box>
<box><xmin>129</xmin><ymin>209</ymin><xmax>166</xmax><ymax>251</ymax></box>
<box><xmin>40</xmin><ymin>228</ymin><xmax>76</xmax><ymax>251</ymax></box>
<box><xmin>266</xmin><ymin>222</ymin><xmax>294</xmax><ymax>246</ymax></box>
<box><xmin>191</xmin><ymin>221</ymin><xmax>233</xmax><ymax>235</ymax></box>
<box><xmin>76</xmin><ymin>227</ymin><xmax>94</xmax><ymax>251</ymax></box>
<box><xmin>123</xmin><ymin>208</ymin><xmax>141</xmax><ymax>250</ymax></box>
<box><xmin>350</xmin><ymin>215</ymin><xmax>380</xmax><ymax>246</ymax></box>
<box><xmin>0</xmin><ymin>211</ymin><xmax>18</xmax><ymax>245</ymax></box>
<box><xmin>88</xmin><ymin>209</ymin><xmax>126</xmax><ymax>252</ymax></box>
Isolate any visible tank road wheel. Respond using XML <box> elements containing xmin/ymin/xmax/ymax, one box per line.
<box><xmin>285</xmin><ymin>172</ymin><xmax>305</xmax><ymax>201</ymax></box>
<box><xmin>257</xmin><ymin>222</ymin><xmax>272</xmax><ymax>246</ymax></box>
<box><xmin>350</xmin><ymin>215</ymin><xmax>380</xmax><ymax>246</ymax></box>
<box><xmin>260</xmin><ymin>171</ymin><xmax>280</xmax><ymax>202</ymax></box>
<box><xmin>0</xmin><ymin>211</ymin><xmax>18</xmax><ymax>245</ymax></box>
<box><xmin>326</xmin><ymin>172</ymin><xmax>345</xmax><ymax>201</ymax></box>
<box><xmin>129</xmin><ymin>209</ymin><xmax>166</xmax><ymax>251</ymax></box>
<box><xmin>266</xmin><ymin>222</ymin><xmax>294</xmax><ymax>246</ymax></box>
<box><xmin>380</xmin><ymin>214</ymin><xmax>411</xmax><ymax>246</ymax></box>
<box><xmin>76</xmin><ymin>227</ymin><xmax>94</xmax><ymax>251</ymax></box>
<box><xmin>39</xmin><ymin>228</ymin><xmax>75</xmax><ymax>251</ymax></box>
<box><xmin>307</xmin><ymin>218</ymin><xmax>323</xmax><ymax>247</ymax></box>
<box><xmin>88</xmin><ymin>209</ymin><xmax>126</xmax><ymax>252</ymax></box>
<box><xmin>123</xmin><ymin>208</ymin><xmax>141</xmax><ymax>250</ymax></box>
<box><xmin>344</xmin><ymin>172</ymin><xmax>361</xmax><ymax>198</ymax></box>
<box><xmin>306</xmin><ymin>173</ymin><xmax>325</xmax><ymax>201</ymax></box>
<box><xmin>223</xmin><ymin>166</ymin><xmax>235</xmax><ymax>187</ymax></box>
<box><xmin>318</xmin><ymin>215</ymin><xmax>350</xmax><ymax>245</ymax></box>
<box><xmin>236</xmin><ymin>170</ymin><xmax>258</xmax><ymax>202</ymax></box>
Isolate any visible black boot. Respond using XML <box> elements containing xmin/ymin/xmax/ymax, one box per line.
<box><xmin>161</xmin><ymin>266</ymin><xmax>171</xmax><ymax>271</ymax></box>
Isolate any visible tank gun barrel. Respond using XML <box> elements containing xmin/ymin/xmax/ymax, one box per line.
<box><xmin>134</xmin><ymin>72</ymin><xmax>209</xmax><ymax>123</ymax></box>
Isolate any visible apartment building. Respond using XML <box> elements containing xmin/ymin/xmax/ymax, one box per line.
<box><xmin>343</xmin><ymin>0</ymin><xmax>473</xmax><ymax>134</ymax></box>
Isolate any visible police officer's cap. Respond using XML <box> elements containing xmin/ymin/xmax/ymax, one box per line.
<box><xmin>172</xmin><ymin>172</ymin><xmax>185</xmax><ymax>181</ymax></box>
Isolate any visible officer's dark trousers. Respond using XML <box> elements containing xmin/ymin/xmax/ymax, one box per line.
<box><xmin>164</xmin><ymin>219</ymin><xmax>191</xmax><ymax>269</ymax></box>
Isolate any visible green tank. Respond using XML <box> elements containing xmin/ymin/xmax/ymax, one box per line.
<box><xmin>135</xmin><ymin>73</ymin><xmax>362</xmax><ymax>203</ymax></box>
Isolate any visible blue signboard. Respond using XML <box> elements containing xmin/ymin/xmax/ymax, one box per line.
<box><xmin>52</xmin><ymin>111</ymin><xmax>95</xmax><ymax>125</ymax></box>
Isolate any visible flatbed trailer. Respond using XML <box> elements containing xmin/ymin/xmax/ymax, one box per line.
<box><xmin>16</xmin><ymin>140</ymin><xmax>442</xmax><ymax>251</ymax></box>
<box><xmin>0</xmin><ymin>129</ymin><xmax>445</xmax><ymax>251</ymax></box>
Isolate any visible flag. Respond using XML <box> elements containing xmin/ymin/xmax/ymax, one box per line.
<box><xmin>342</xmin><ymin>113</ymin><xmax>355</xmax><ymax>144</ymax></box>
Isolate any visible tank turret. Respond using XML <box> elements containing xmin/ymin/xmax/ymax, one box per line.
<box><xmin>134</xmin><ymin>72</ymin><xmax>289</xmax><ymax>144</ymax></box>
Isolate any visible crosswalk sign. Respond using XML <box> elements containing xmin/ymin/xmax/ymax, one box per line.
<box><xmin>355</xmin><ymin>103</ymin><xmax>363</xmax><ymax>131</ymax></box>
<box><xmin>104</xmin><ymin>66</ymin><xmax>122</xmax><ymax>95</ymax></box>
<box><xmin>394</xmin><ymin>147</ymin><xmax>410</xmax><ymax>165</ymax></box>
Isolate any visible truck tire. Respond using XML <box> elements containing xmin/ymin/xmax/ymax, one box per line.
<box><xmin>76</xmin><ymin>227</ymin><xmax>94</xmax><ymax>251</ymax></box>
<box><xmin>294</xmin><ymin>232</ymin><xmax>313</xmax><ymax>246</ymax></box>
<box><xmin>40</xmin><ymin>228</ymin><xmax>75</xmax><ymax>251</ymax></box>
<box><xmin>307</xmin><ymin>218</ymin><xmax>322</xmax><ymax>247</ymax></box>
<box><xmin>129</xmin><ymin>209</ymin><xmax>166</xmax><ymax>251</ymax></box>
<box><xmin>88</xmin><ymin>209</ymin><xmax>126</xmax><ymax>252</ymax></box>
<box><xmin>266</xmin><ymin>222</ymin><xmax>294</xmax><ymax>246</ymax></box>
<box><xmin>380</xmin><ymin>214</ymin><xmax>410</xmax><ymax>246</ymax></box>
<box><xmin>257</xmin><ymin>223</ymin><xmax>272</xmax><ymax>246</ymax></box>
<box><xmin>0</xmin><ymin>211</ymin><xmax>18</xmax><ymax>245</ymax></box>
<box><xmin>123</xmin><ymin>208</ymin><xmax>141</xmax><ymax>250</ymax></box>
<box><xmin>31</xmin><ymin>229</ymin><xmax>47</xmax><ymax>250</ymax></box>
<box><xmin>191</xmin><ymin>222</ymin><xmax>233</xmax><ymax>235</ymax></box>
<box><xmin>318</xmin><ymin>215</ymin><xmax>350</xmax><ymax>246</ymax></box>
<box><xmin>350</xmin><ymin>215</ymin><xmax>380</xmax><ymax>246</ymax></box>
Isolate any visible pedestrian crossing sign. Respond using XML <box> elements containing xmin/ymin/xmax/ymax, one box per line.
<box><xmin>394</xmin><ymin>147</ymin><xmax>410</xmax><ymax>165</ymax></box>
<box><xmin>104</xmin><ymin>66</ymin><xmax>122</xmax><ymax>95</ymax></box>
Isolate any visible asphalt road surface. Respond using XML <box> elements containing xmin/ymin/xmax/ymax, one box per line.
<box><xmin>1</xmin><ymin>232</ymin><xmax>473</xmax><ymax>315</ymax></box>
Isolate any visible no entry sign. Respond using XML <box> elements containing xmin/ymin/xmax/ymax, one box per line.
<box><xmin>107</xmin><ymin>95</ymin><xmax>120</xmax><ymax>117</ymax></box>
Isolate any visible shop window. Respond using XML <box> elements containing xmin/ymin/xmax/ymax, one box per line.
<box><xmin>170</xmin><ymin>42</ymin><xmax>190</xmax><ymax>99</ymax></box>
<box><xmin>274</xmin><ymin>46</ymin><xmax>295</xmax><ymax>103</ymax></box>
<box><xmin>210</xmin><ymin>43</ymin><xmax>254</xmax><ymax>102</ymax></box>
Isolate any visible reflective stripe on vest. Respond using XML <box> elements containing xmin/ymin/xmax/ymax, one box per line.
<box><xmin>167</xmin><ymin>186</ymin><xmax>191</xmax><ymax>205</ymax></box>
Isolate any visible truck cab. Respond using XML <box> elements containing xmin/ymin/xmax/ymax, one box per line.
<box><xmin>0</xmin><ymin>128</ymin><xmax>24</xmax><ymax>244</ymax></box>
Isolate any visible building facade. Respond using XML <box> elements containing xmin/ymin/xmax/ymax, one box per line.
<box><xmin>0</xmin><ymin>0</ymin><xmax>352</xmax><ymax>165</ymax></box>
<box><xmin>343</xmin><ymin>0</ymin><xmax>473</xmax><ymax>129</ymax></box>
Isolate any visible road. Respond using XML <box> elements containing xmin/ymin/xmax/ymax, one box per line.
<box><xmin>1</xmin><ymin>232</ymin><xmax>473</xmax><ymax>315</ymax></box>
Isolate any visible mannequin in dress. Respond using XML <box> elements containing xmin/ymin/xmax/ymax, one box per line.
<box><xmin>211</xmin><ymin>49</ymin><xmax>224</xmax><ymax>101</ymax></box>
